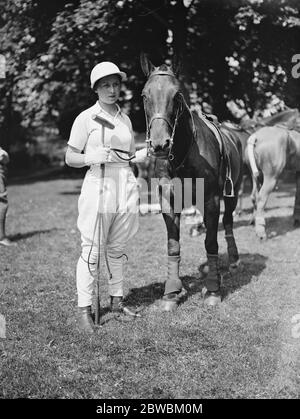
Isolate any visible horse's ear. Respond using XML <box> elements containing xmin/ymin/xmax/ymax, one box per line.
<box><xmin>140</xmin><ymin>52</ymin><xmax>155</xmax><ymax>77</ymax></box>
<box><xmin>171</xmin><ymin>53</ymin><xmax>181</xmax><ymax>76</ymax></box>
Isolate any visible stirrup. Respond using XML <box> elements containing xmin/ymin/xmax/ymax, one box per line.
<box><xmin>223</xmin><ymin>177</ymin><xmax>234</xmax><ymax>197</ymax></box>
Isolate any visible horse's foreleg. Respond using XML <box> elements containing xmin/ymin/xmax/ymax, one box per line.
<box><xmin>223</xmin><ymin>196</ymin><xmax>240</xmax><ymax>268</ymax></box>
<box><xmin>255</xmin><ymin>175</ymin><xmax>277</xmax><ymax>239</ymax></box>
<box><xmin>203</xmin><ymin>195</ymin><xmax>221</xmax><ymax>306</ymax></box>
<box><xmin>293</xmin><ymin>171</ymin><xmax>300</xmax><ymax>227</ymax></box>
<box><xmin>163</xmin><ymin>212</ymin><xmax>182</xmax><ymax>292</ymax></box>
<box><xmin>161</xmin><ymin>210</ymin><xmax>185</xmax><ymax>311</ymax></box>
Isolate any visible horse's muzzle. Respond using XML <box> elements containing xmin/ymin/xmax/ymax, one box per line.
<box><xmin>150</xmin><ymin>139</ymin><xmax>171</xmax><ymax>158</ymax></box>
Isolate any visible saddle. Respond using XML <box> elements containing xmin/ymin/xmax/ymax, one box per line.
<box><xmin>199</xmin><ymin>113</ymin><xmax>235</xmax><ymax>197</ymax></box>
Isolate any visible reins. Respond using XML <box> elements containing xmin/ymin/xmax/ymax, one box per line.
<box><xmin>109</xmin><ymin>147</ymin><xmax>135</xmax><ymax>161</ymax></box>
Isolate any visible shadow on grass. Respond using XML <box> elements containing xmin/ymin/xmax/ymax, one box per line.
<box><xmin>217</xmin><ymin>213</ymin><xmax>299</xmax><ymax>239</ymax></box>
<box><xmin>220</xmin><ymin>252</ymin><xmax>268</xmax><ymax>299</ymax></box>
<box><xmin>59</xmin><ymin>188</ymin><xmax>81</xmax><ymax>195</ymax></box>
<box><xmin>8</xmin><ymin>228</ymin><xmax>60</xmax><ymax>242</ymax></box>
<box><xmin>125</xmin><ymin>252</ymin><xmax>267</xmax><ymax>308</ymax></box>
<box><xmin>125</xmin><ymin>282</ymin><xmax>165</xmax><ymax>308</ymax></box>
<box><xmin>264</xmin><ymin>215</ymin><xmax>300</xmax><ymax>238</ymax></box>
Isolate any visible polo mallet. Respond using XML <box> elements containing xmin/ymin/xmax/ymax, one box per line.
<box><xmin>91</xmin><ymin>114</ymin><xmax>115</xmax><ymax>325</ymax></box>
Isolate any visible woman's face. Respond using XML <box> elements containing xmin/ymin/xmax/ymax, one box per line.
<box><xmin>95</xmin><ymin>74</ymin><xmax>121</xmax><ymax>105</ymax></box>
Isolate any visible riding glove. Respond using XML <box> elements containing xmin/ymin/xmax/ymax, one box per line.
<box><xmin>84</xmin><ymin>146</ymin><xmax>110</xmax><ymax>166</ymax></box>
<box><xmin>133</xmin><ymin>147</ymin><xmax>148</xmax><ymax>163</ymax></box>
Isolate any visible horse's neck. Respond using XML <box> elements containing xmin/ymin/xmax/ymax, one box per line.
<box><xmin>175</xmin><ymin>107</ymin><xmax>195</xmax><ymax>147</ymax></box>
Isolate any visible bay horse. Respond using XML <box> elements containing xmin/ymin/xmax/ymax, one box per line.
<box><xmin>246</xmin><ymin>122</ymin><xmax>300</xmax><ymax>239</ymax></box>
<box><xmin>141</xmin><ymin>55</ymin><xmax>243</xmax><ymax>308</ymax></box>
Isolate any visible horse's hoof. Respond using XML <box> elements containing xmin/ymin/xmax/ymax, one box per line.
<box><xmin>257</xmin><ymin>232</ymin><xmax>267</xmax><ymax>240</ymax></box>
<box><xmin>161</xmin><ymin>298</ymin><xmax>179</xmax><ymax>312</ymax></box>
<box><xmin>229</xmin><ymin>259</ymin><xmax>240</xmax><ymax>273</ymax></box>
<box><xmin>255</xmin><ymin>226</ymin><xmax>267</xmax><ymax>240</ymax></box>
<box><xmin>203</xmin><ymin>290</ymin><xmax>222</xmax><ymax>307</ymax></box>
<box><xmin>161</xmin><ymin>289</ymin><xmax>187</xmax><ymax>311</ymax></box>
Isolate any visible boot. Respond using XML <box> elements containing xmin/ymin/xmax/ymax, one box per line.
<box><xmin>77</xmin><ymin>306</ymin><xmax>95</xmax><ymax>333</ymax></box>
<box><xmin>110</xmin><ymin>296</ymin><xmax>141</xmax><ymax>318</ymax></box>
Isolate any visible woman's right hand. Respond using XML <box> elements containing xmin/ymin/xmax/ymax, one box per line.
<box><xmin>84</xmin><ymin>146</ymin><xmax>110</xmax><ymax>166</ymax></box>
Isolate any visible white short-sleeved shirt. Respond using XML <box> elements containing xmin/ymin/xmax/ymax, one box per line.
<box><xmin>68</xmin><ymin>101</ymin><xmax>136</xmax><ymax>164</ymax></box>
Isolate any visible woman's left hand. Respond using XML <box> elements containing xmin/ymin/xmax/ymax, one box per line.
<box><xmin>133</xmin><ymin>147</ymin><xmax>148</xmax><ymax>163</ymax></box>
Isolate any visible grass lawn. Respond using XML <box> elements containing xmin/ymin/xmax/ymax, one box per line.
<box><xmin>0</xmin><ymin>174</ymin><xmax>299</xmax><ymax>399</ymax></box>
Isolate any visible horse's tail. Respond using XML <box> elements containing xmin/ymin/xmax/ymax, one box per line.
<box><xmin>247</xmin><ymin>133</ymin><xmax>260</xmax><ymax>180</ymax></box>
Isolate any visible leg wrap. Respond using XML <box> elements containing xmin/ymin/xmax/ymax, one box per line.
<box><xmin>206</xmin><ymin>253</ymin><xmax>221</xmax><ymax>292</ymax></box>
<box><xmin>164</xmin><ymin>255</ymin><xmax>182</xmax><ymax>295</ymax></box>
<box><xmin>225</xmin><ymin>234</ymin><xmax>239</xmax><ymax>265</ymax></box>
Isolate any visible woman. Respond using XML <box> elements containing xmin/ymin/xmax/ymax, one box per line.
<box><xmin>65</xmin><ymin>62</ymin><xmax>148</xmax><ymax>333</ymax></box>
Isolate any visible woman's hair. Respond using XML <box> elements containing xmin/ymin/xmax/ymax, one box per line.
<box><xmin>93</xmin><ymin>74</ymin><xmax>122</xmax><ymax>92</ymax></box>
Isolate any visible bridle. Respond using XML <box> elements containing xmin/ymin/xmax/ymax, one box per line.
<box><xmin>142</xmin><ymin>71</ymin><xmax>197</xmax><ymax>171</ymax></box>
<box><xmin>143</xmin><ymin>97</ymin><xmax>181</xmax><ymax>162</ymax></box>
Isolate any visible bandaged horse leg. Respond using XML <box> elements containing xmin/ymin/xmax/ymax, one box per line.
<box><xmin>76</xmin><ymin>244</ymin><xmax>99</xmax><ymax>333</ymax></box>
<box><xmin>161</xmin><ymin>211</ymin><xmax>184</xmax><ymax>311</ymax></box>
<box><xmin>223</xmin><ymin>196</ymin><xmax>239</xmax><ymax>268</ymax></box>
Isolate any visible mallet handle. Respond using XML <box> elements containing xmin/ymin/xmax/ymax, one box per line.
<box><xmin>95</xmin><ymin>125</ymin><xmax>106</xmax><ymax>325</ymax></box>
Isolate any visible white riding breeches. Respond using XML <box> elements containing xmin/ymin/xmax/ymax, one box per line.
<box><xmin>76</xmin><ymin>164</ymin><xmax>139</xmax><ymax>307</ymax></box>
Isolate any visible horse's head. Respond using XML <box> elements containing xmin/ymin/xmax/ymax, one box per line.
<box><xmin>141</xmin><ymin>54</ymin><xmax>183</xmax><ymax>158</ymax></box>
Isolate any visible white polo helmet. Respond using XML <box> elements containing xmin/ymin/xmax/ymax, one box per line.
<box><xmin>90</xmin><ymin>62</ymin><xmax>126</xmax><ymax>89</ymax></box>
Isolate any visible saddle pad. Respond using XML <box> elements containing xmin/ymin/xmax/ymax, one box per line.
<box><xmin>198</xmin><ymin>114</ymin><xmax>223</xmax><ymax>153</ymax></box>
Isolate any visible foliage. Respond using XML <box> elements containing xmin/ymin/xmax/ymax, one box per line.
<box><xmin>0</xmin><ymin>0</ymin><xmax>299</xmax><ymax>149</ymax></box>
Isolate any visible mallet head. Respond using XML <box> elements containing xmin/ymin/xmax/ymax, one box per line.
<box><xmin>92</xmin><ymin>114</ymin><xmax>115</xmax><ymax>130</ymax></box>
